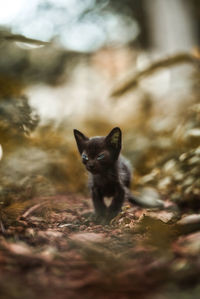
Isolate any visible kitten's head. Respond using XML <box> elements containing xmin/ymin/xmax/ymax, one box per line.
<box><xmin>73</xmin><ymin>127</ymin><xmax>121</xmax><ymax>174</ymax></box>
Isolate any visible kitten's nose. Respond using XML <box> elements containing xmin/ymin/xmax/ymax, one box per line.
<box><xmin>88</xmin><ymin>162</ymin><xmax>95</xmax><ymax>170</ymax></box>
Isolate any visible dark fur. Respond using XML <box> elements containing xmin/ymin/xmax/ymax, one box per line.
<box><xmin>73</xmin><ymin>127</ymin><xmax>139</xmax><ymax>223</ymax></box>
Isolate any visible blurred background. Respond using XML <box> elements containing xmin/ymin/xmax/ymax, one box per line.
<box><xmin>0</xmin><ymin>0</ymin><xmax>199</xmax><ymax>222</ymax></box>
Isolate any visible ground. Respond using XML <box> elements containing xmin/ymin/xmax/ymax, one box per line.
<box><xmin>1</xmin><ymin>194</ymin><xmax>200</xmax><ymax>299</ymax></box>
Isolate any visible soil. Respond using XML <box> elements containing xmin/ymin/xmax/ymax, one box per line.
<box><xmin>1</xmin><ymin>194</ymin><xmax>200</xmax><ymax>299</ymax></box>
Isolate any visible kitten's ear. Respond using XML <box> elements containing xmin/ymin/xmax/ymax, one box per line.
<box><xmin>73</xmin><ymin>129</ymin><xmax>88</xmax><ymax>154</ymax></box>
<box><xmin>105</xmin><ymin>127</ymin><xmax>121</xmax><ymax>158</ymax></box>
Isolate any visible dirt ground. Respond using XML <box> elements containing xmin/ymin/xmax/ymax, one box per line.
<box><xmin>1</xmin><ymin>194</ymin><xmax>200</xmax><ymax>299</ymax></box>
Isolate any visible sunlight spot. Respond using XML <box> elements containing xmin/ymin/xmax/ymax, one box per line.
<box><xmin>0</xmin><ymin>0</ymin><xmax>29</xmax><ymax>23</ymax></box>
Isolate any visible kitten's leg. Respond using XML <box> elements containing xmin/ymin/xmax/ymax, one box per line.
<box><xmin>92</xmin><ymin>187</ymin><xmax>107</xmax><ymax>221</ymax></box>
<box><xmin>107</xmin><ymin>186</ymin><xmax>125</xmax><ymax>222</ymax></box>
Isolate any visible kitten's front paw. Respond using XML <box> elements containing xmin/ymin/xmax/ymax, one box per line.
<box><xmin>93</xmin><ymin>214</ymin><xmax>112</xmax><ymax>225</ymax></box>
<box><xmin>93</xmin><ymin>214</ymin><xmax>105</xmax><ymax>224</ymax></box>
<box><xmin>105</xmin><ymin>208</ymin><xmax>121</xmax><ymax>224</ymax></box>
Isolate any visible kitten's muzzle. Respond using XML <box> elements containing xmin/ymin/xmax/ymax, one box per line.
<box><xmin>87</xmin><ymin>162</ymin><xmax>96</xmax><ymax>172</ymax></box>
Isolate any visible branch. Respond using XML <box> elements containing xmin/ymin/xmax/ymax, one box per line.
<box><xmin>110</xmin><ymin>53</ymin><xmax>198</xmax><ymax>98</ymax></box>
<box><xmin>22</xmin><ymin>202</ymin><xmax>47</xmax><ymax>218</ymax></box>
<box><xmin>1</xmin><ymin>32</ymin><xmax>50</xmax><ymax>46</ymax></box>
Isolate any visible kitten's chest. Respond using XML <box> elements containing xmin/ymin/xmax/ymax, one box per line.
<box><xmin>91</xmin><ymin>173</ymin><xmax>118</xmax><ymax>196</ymax></box>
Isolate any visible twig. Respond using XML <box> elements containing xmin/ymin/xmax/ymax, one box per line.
<box><xmin>22</xmin><ymin>202</ymin><xmax>47</xmax><ymax>218</ymax></box>
<box><xmin>0</xmin><ymin>218</ymin><xmax>6</xmax><ymax>234</ymax></box>
<box><xmin>2</xmin><ymin>33</ymin><xmax>50</xmax><ymax>46</ymax></box>
<box><xmin>110</xmin><ymin>53</ymin><xmax>198</xmax><ymax>98</ymax></box>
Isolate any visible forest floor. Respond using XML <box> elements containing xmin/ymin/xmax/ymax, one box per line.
<box><xmin>1</xmin><ymin>194</ymin><xmax>200</xmax><ymax>299</ymax></box>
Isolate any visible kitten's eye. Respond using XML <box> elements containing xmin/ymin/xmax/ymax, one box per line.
<box><xmin>82</xmin><ymin>154</ymin><xmax>88</xmax><ymax>161</ymax></box>
<box><xmin>97</xmin><ymin>153</ymin><xmax>105</xmax><ymax>160</ymax></box>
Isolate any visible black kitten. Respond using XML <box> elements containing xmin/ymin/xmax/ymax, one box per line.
<box><xmin>74</xmin><ymin>127</ymin><xmax>141</xmax><ymax>223</ymax></box>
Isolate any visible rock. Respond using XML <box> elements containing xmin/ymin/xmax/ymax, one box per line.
<box><xmin>174</xmin><ymin>231</ymin><xmax>200</xmax><ymax>256</ymax></box>
<box><xmin>176</xmin><ymin>214</ymin><xmax>200</xmax><ymax>235</ymax></box>
<box><xmin>69</xmin><ymin>232</ymin><xmax>105</xmax><ymax>243</ymax></box>
<box><xmin>2</xmin><ymin>241</ymin><xmax>32</xmax><ymax>256</ymax></box>
<box><xmin>37</xmin><ymin>229</ymin><xmax>63</xmax><ymax>240</ymax></box>
<box><xmin>177</xmin><ymin>214</ymin><xmax>200</xmax><ymax>225</ymax></box>
<box><xmin>39</xmin><ymin>246</ymin><xmax>57</xmax><ymax>261</ymax></box>
<box><xmin>144</xmin><ymin>210</ymin><xmax>177</xmax><ymax>223</ymax></box>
